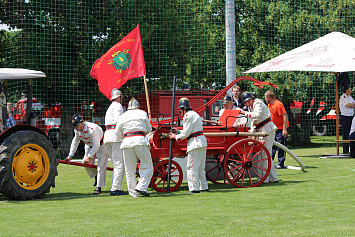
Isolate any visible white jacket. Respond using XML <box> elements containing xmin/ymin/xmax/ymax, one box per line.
<box><xmin>104</xmin><ymin>101</ymin><xmax>123</xmax><ymax>143</ymax></box>
<box><xmin>115</xmin><ymin>109</ymin><xmax>152</xmax><ymax>149</ymax></box>
<box><xmin>176</xmin><ymin>110</ymin><xmax>207</xmax><ymax>152</ymax></box>
<box><xmin>244</xmin><ymin>98</ymin><xmax>277</xmax><ymax>133</ymax></box>
<box><xmin>69</xmin><ymin>121</ymin><xmax>104</xmax><ymax>158</ymax></box>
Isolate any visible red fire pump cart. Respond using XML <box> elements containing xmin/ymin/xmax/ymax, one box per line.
<box><xmin>59</xmin><ymin>76</ymin><xmax>276</xmax><ymax>193</ymax></box>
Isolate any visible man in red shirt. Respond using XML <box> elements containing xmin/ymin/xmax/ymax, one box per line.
<box><xmin>265</xmin><ymin>91</ymin><xmax>289</xmax><ymax>169</ymax></box>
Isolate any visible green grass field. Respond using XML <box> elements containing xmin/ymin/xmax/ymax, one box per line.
<box><xmin>1</xmin><ymin>145</ymin><xmax>354</xmax><ymax>236</ymax></box>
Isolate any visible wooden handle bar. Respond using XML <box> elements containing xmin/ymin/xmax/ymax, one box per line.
<box><xmin>161</xmin><ymin>131</ymin><xmax>268</xmax><ymax>138</ymax></box>
<box><xmin>204</xmin><ymin>132</ymin><xmax>268</xmax><ymax>137</ymax></box>
<box><xmin>202</xmin><ymin>119</ymin><xmax>221</xmax><ymax>125</ymax></box>
<box><xmin>58</xmin><ymin>159</ymin><xmax>113</xmax><ymax>171</ymax></box>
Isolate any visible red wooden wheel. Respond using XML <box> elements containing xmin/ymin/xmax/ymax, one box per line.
<box><xmin>151</xmin><ymin>159</ymin><xmax>183</xmax><ymax>192</ymax></box>
<box><xmin>205</xmin><ymin>155</ymin><xmax>229</xmax><ymax>184</ymax></box>
<box><xmin>223</xmin><ymin>138</ymin><xmax>271</xmax><ymax>188</ymax></box>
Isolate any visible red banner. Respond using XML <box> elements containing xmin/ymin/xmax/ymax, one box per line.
<box><xmin>90</xmin><ymin>25</ymin><xmax>146</xmax><ymax>100</ymax></box>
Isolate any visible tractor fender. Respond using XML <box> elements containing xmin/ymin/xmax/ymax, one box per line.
<box><xmin>0</xmin><ymin>124</ymin><xmax>46</xmax><ymax>145</ymax></box>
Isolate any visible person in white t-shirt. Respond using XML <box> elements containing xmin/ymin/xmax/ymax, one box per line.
<box><xmin>339</xmin><ymin>86</ymin><xmax>355</xmax><ymax>154</ymax></box>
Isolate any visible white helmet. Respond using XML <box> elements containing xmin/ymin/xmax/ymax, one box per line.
<box><xmin>127</xmin><ymin>97</ymin><xmax>140</xmax><ymax>110</ymax></box>
<box><xmin>111</xmin><ymin>88</ymin><xmax>123</xmax><ymax>101</ymax></box>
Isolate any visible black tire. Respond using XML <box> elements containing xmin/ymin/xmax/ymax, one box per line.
<box><xmin>0</xmin><ymin>130</ymin><xmax>58</xmax><ymax>200</ymax></box>
<box><xmin>312</xmin><ymin>124</ymin><xmax>327</xmax><ymax>136</ymax></box>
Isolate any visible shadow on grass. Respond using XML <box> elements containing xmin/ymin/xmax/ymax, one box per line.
<box><xmin>0</xmin><ymin>192</ymin><xmax>110</xmax><ymax>202</ymax></box>
<box><xmin>261</xmin><ymin>180</ymin><xmax>307</xmax><ymax>187</ymax></box>
<box><xmin>1</xmin><ymin>179</ymin><xmax>307</xmax><ymax>201</ymax></box>
<box><xmin>149</xmin><ymin>182</ymin><xmax>242</xmax><ymax>197</ymax></box>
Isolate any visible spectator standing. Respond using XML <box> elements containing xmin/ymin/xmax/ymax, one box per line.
<box><xmin>265</xmin><ymin>91</ymin><xmax>289</xmax><ymax>169</ymax></box>
<box><xmin>5</xmin><ymin>102</ymin><xmax>16</xmax><ymax>129</ymax></box>
<box><xmin>240</xmin><ymin>92</ymin><xmax>279</xmax><ymax>183</ymax></box>
<box><xmin>232</xmin><ymin>85</ymin><xmax>244</xmax><ymax>108</ymax></box>
<box><xmin>349</xmin><ymin>117</ymin><xmax>355</xmax><ymax>158</ymax></box>
<box><xmin>115</xmin><ymin>98</ymin><xmax>153</xmax><ymax>198</ymax></box>
<box><xmin>169</xmin><ymin>97</ymin><xmax>209</xmax><ymax>193</ymax></box>
<box><xmin>104</xmin><ymin>88</ymin><xmax>126</xmax><ymax>196</ymax></box>
<box><xmin>65</xmin><ymin>114</ymin><xmax>108</xmax><ymax>194</ymax></box>
<box><xmin>339</xmin><ymin>86</ymin><xmax>355</xmax><ymax>154</ymax></box>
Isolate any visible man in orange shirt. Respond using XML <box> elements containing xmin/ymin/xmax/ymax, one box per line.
<box><xmin>265</xmin><ymin>91</ymin><xmax>289</xmax><ymax>169</ymax></box>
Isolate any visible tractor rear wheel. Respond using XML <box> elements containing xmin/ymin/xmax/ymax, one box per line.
<box><xmin>0</xmin><ymin>130</ymin><xmax>58</xmax><ymax>200</ymax></box>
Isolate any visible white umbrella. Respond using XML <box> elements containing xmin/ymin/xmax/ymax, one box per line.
<box><xmin>0</xmin><ymin>68</ymin><xmax>46</xmax><ymax>80</ymax></box>
<box><xmin>244</xmin><ymin>31</ymin><xmax>355</xmax><ymax>157</ymax></box>
<box><xmin>244</xmin><ymin>32</ymin><xmax>355</xmax><ymax>73</ymax></box>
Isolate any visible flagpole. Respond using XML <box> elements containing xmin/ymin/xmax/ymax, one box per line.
<box><xmin>335</xmin><ymin>78</ymin><xmax>340</xmax><ymax>156</ymax></box>
<box><xmin>143</xmin><ymin>75</ymin><xmax>151</xmax><ymax>121</ymax></box>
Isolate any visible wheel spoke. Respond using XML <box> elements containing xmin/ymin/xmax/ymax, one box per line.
<box><xmin>206</xmin><ymin>164</ymin><xmax>218</xmax><ymax>173</ymax></box>
<box><xmin>250</xmin><ymin>167</ymin><xmax>263</xmax><ymax>179</ymax></box>
<box><xmin>246</xmin><ymin>169</ymin><xmax>253</xmax><ymax>186</ymax></box>
<box><xmin>156</xmin><ymin>178</ymin><xmax>163</xmax><ymax>185</ymax></box>
<box><xmin>231</xmin><ymin>165</ymin><xmax>243</xmax><ymax>182</ymax></box>
<box><xmin>249</xmin><ymin>149</ymin><xmax>264</xmax><ymax>161</ymax></box>
<box><xmin>238</xmin><ymin>168</ymin><xmax>246</xmax><ymax>185</ymax></box>
<box><xmin>251</xmin><ymin>164</ymin><xmax>267</xmax><ymax>171</ymax></box>
<box><xmin>232</xmin><ymin>146</ymin><xmax>244</xmax><ymax>161</ymax></box>
<box><xmin>245</xmin><ymin>143</ymin><xmax>255</xmax><ymax>161</ymax></box>
<box><xmin>227</xmin><ymin>161</ymin><xmax>242</xmax><ymax>172</ymax></box>
<box><xmin>252</xmin><ymin>156</ymin><xmax>269</xmax><ymax>163</ymax></box>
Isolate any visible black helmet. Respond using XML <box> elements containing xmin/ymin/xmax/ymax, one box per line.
<box><xmin>178</xmin><ymin>97</ymin><xmax>191</xmax><ymax>110</ymax></box>
<box><xmin>72</xmin><ymin>113</ymin><xmax>84</xmax><ymax>127</ymax></box>
<box><xmin>222</xmin><ymin>95</ymin><xmax>233</xmax><ymax>104</ymax></box>
<box><xmin>241</xmin><ymin>92</ymin><xmax>255</xmax><ymax>104</ymax></box>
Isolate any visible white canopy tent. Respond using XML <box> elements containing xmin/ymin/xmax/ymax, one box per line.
<box><xmin>245</xmin><ymin>32</ymin><xmax>355</xmax><ymax>73</ymax></box>
<box><xmin>0</xmin><ymin>68</ymin><xmax>46</xmax><ymax>80</ymax></box>
<box><xmin>244</xmin><ymin>32</ymin><xmax>355</xmax><ymax>156</ymax></box>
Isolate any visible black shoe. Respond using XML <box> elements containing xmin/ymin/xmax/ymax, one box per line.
<box><xmin>135</xmin><ymin>189</ymin><xmax>150</xmax><ymax>196</ymax></box>
<box><xmin>276</xmin><ymin>165</ymin><xmax>286</xmax><ymax>169</ymax></box>
<box><xmin>187</xmin><ymin>190</ymin><xmax>200</xmax><ymax>194</ymax></box>
<box><xmin>110</xmin><ymin>190</ymin><xmax>127</xmax><ymax>196</ymax></box>
<box><xmin>93</xmin><ymin>176</ymin><xmax>97</xmax><ymax>186</ymax></box>
<box><xmin>201</xmin><ymin>189</ymin><xmax>209</xmax><ymax>192</ymax></box>
<box><xmin>93</xmin><ymin>187</ymin><xmax>101</xmax><ymax>194</ymax></box>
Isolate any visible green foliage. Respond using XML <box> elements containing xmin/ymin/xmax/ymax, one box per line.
<box><xmin>0</xmin><ymin>0</ymin><xmax>354</xmax><ymax>148</ymax></box>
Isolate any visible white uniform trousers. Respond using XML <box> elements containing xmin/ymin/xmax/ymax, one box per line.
<box><xmin>84</xmin><ymin>145</ymin><xmax>108</xmax><ymax>187</ymax></box>
<box><xmin>186</xmin><ymin>147</ymin><xmax>208</xmax><ymax>192</ymax></box>
<box><xmin>259</xmin><ymin>129</ymin><xmax>278</xmax><ymax>183</ymax></box>
<box><xmin>123</xmin><ymin>145</ymin><xmax>153</xmax><ymax>197</ymax></box>
<box><xmin>106</xmin><ymin>142</ymin><xmax>125</xmax><ymax>191</ymax></box>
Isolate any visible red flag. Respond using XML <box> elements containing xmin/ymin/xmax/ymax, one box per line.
<box><xmin>90</xmin><ymin>25</ymin><xmax>146</xmax><ymax>100</ymax></box>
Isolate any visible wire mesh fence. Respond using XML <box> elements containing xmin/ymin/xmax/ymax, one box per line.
<box><xmin>0</xmin><ymin>0</ymin><xmax>354</xmax><ymax>158</ymax></box>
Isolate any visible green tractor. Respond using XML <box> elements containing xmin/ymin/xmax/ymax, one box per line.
<box><xmin>0</xmin><ymin>68</ymin><xmax>58</xmax><ymax>200</ymax></box>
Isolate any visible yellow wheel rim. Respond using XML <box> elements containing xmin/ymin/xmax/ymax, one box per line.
<box><xmin>12</xmin><ymin>144</ymin><xmax>50</xmax><ymax>190</ymax></box>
